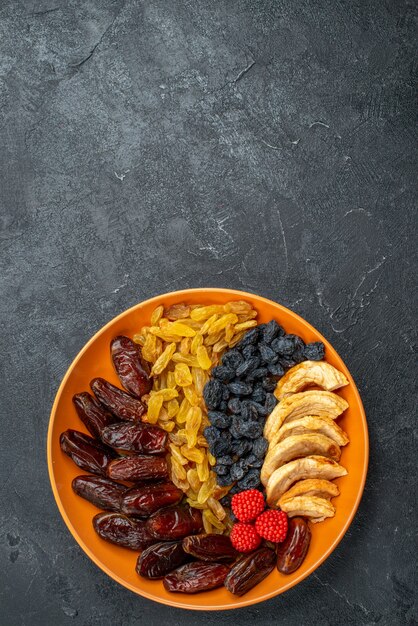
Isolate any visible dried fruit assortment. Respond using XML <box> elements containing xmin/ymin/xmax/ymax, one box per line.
<box><xmin>59</xmin><ymin>297</ymin><xmax>351</xmax><ymax>597</ymax></box>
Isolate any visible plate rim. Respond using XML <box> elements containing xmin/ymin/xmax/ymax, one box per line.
<box><xmin>47</xmin><ymin>287</ymin><xmax>369</xmax><ymax>610</ymax></box>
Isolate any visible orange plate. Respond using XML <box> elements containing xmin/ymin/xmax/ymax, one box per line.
<box><xmin>47</xmin><ymin>288</ymin><xmax>368</xmax><ymax>610</ymax></box>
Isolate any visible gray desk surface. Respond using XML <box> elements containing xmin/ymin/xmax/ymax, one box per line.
<box><xmin>1</xmin><ymin>1</ymin><xmax>416</xmax><ymax>624</ymax></box>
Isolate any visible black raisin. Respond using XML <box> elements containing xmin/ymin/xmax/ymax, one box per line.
<box><xmin>287</xmin><ymin>334</ymin><xmax>305</xmax><ymax>351</ymax></box>
<box><xmin>220</xmin><ymin>495</ymin><xmax>232</xmax><ymax>508</ymax></box>
<box><xmin>277</xmin><ymin>357</ymin><xmax>296</xmax><ymax>369</ymax></box>
<box><xmin>251</xmin><ymin>384</ymin><xmax>266</xmax><ymax>404</ymax></box>
<box><xmin>251</xmin><ymin>367</ymin><xmax>269</xmax><ymax>380</ymax></box>
<box><xmin>208</xmin><ymin>411</ymin><xmax>232</xmax><ymax>429</ymax></box>
<box><xmin>222</xmin><ymin>385</ymin><xmax>230</xmax><ymax>401</ymax></box>
<box><xmin>219</xmin><ymin>400</ymin><xmax>228</xmax><ymax>411</ymax></box>
<box><xmin>238</xmin><ymin>469</ymin><xmax>261</xmax><ymax>490</ymax></box>
<box><xmin>211</xmin><ymin>365</ymin><xmax>235</xmax><ymax>382</ymax></box>
<box><xmin>230</xmin><ymin>424</ymin><xmax>244</xmax><ymax>440</ymax></box>
<box><xmin>240</xmin><ymin>402</ymin><xmax>259</xmax><ymax>421</ymax></box>
<box><xmin>265</xmin><ymin>393</ymin><xmax>277</xmax><ymax>414</ymax></box>
<box><xmin>203</xmin><ymin>379</ymin><xmax>224</xmax><ymax>409</ymax></box>
<box><xmin>240</xmin><ymin>420</ymin><xmax>263</xmax><ymax>438</ymax></box>
<box><xmin>271</xmin><ymin>336</ymin><xmax>295</xmax><ymax>356</ymax></box>
<box><xmin>252</xmin><ymin>437</ymin><xmax>268</xmax><ymax>458</ymax></box>
<box><xmin>230</xmin><ymin>464</ymin><xmax>246</xmax><ymax>481</ymax></box>
<box><xmin>214</xmin><ymin>464</ymin><xmax>229</xmax><ymax>476</ymax></box>
<box><xmin>217</xmin><ymin>474</ymin><xmax>232</xmax><ymax>487</ymax></box>
<box><xmin>229</xmin><ymin>484</ymin><xmax>241</xmax><ymax>495</ymax></box>
<box><xmin>217</xmin><ymin>455</ymin><xmax>234</xmax><ymax>466</ymax></box>
<box><xmin>227</xmin><ymin>397</ymin><xmax>242</xmax><ymax>414</ymax></box>
<box><xmin>210</xmin><ymin>438</ymin><xmax>232</xmax><ymax>457</ymax></box>
<box><xmin>221</xmin><ymin>350</ymin><xmax>243</xmax><ymax>370</ymax></box>
<box><xmin>268</xmin><ymin>362</ymin><xmax>285</xmax><ymax>377</ymax></box>
<box><xmin>203</xmin><ymin>426</ymin><xmax>221</xmax><ymax>445</ymax></box>
<box><xmin>258</xmin><ymin>343</ymin><xmax>278</xmax><ymax>364</ymax></box>
<box><xmin>242</xmin><ymin>344</ymin><xmax>257</xmax><ymax>359</ymax></box>
<box><xmin>236</xmin><ymin>357</ymin><xmax>260</xmax><ymax>377</ymax></box>
<box><xmin>262</xmin><ymin>320</ymin><xmax>284</xmax><ymax>344</ymax></box>
<box><xmin>248</xmin><ymin>400</ymin><xmax>268</xmax><ymax>416</ymax></box>
<box><xmin>231</xmin><ymin>439</ymin><xmax>252</xmax><ymax>456</ymax></box>
<box><xmin>246</xmin><ymin>454</ymin><xmax>263</xmax><ymax>468</ymax></box>
<box><xmin>228</xmin><ymin>381</ymin><xmax>253</xmax><ymax>396</ymax></box>
<box><xmin>236</xmin><ymin>327</ymin><xmax>260</xmax><ymax>349</ymax></box>
<box><xmin>303</xmin><ymin>342</ymin><xmax>325</xmax><ymax>361</ymax></box>
<box><xmin>262</xmin><ymin>376</ymin><xmax>277</xmax><ymax>392</ymax></box>
<box><xmin>293</xmin><ymin>348</ymin><xmax>306</xmax><ymax>364</ymax></box>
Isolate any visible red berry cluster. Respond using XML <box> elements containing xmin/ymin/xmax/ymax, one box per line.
<box><xmin>230</xmin><ymin>489</ymin><xmax>288</xmax><ymax>552</ymax></box>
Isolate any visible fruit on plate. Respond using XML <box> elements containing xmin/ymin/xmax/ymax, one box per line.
<box><xmin>264</xmin><ymin>390</ymin><xmax>348</xmax><ymax>442</ymax></box>
<box><xmin>266</xmin><ymin>455</ymin><xmax>347</xmax><ymax>506</ymax></box>
<box><xmin>107</xmin><ymin>454</ymin><xmax>168</xmax><ymax>482</ymax></box>
<box><xmin>280</xmin><ymin>495</ymin><xmax>336</xmax><ymax>523</ymax></box>
<box><xmin>224</xmin><ymin>547</ymin><xmax>276</xmax><ymax>596</ymax></box>
<box><xmin>182</xmin><ymin>534</ymin><xmax>238</xmax><ymax>562</ymax></box>
<box><xmin>278</xmin><ymin>478</ymin><xmax>339</xmax><ymax>506</ymax></box>
<box><xmin>163</xmin><ymin>562</ymin><xmax>230</xmax><ymax>593</ymax></box>
<box><xmin>72</xmin><ymin>475</ymin><xmax>127</xmax><ymax>511</ymax></box>
<box><xmin>230</xmin><ymin>522</ymin><xmax>261</xmax><ymax>552</ymax></box>
<box><xmin>92</xmin><ymin>512</ymin><xmax>155</xmax><ymax>550</ymax></box>
<box><xmin>274</xmin><ymin>361</ymin><xmax>349</xmax><ymax>400</ymax></box>
<box><xmin>272</xmin><ymin>415</ymin><xmax>349</xmax><ymax>447</ymax></box>
<box><xmin>260</xmin><ymin>433</ymin><xmax>341</xmax><ymax>485</ymax></box>
<box><xmin>111</xmin><ymin>335</ymin><xmax>152</xmax><ymax>397</ymax></box>
<box><xmin>276</xmin><ymin>517</ymin><xmax>311</xmax><ymax>574</ymax></box>
<box><xmin>146</xmin><ymin>505</ymin><xmax>203</xmax><ymax>540</ymax></box>
<box><xmin>231</xmin><ymin>489</ymin><xmax>265</xmax><ymax>522</ymax></box>
<box><xmin>90</xmin><ymin>377</ymin><xmax>146</xmax><ymax>421</ymax></box>
<box><xmin>121</xmin><ymin>482</ymin><xmax>184</xmax><ymax>517</ymax></box>
<box><xmin>254</xmin><ymin>509</ymin><xmax>288</xmax><ymax>542</ymax></box>
<box><xmin>73</xmin><ymin>392</ymin><xmax>118</xmax><ymax>438</ymax></box>
<box><xmin>60</xmin><ymin>429</ymin><xmax>116</xmax><ymax>476</ymax></box>
<box><xmin>100</xmin><ymin>421</ymin><xmax>168</xmax><ymax>454</ymax></box>
<box><xmin>136</xmin><ymin>541</ymin><xmax>190</xmax><ymax>579</ymax></box>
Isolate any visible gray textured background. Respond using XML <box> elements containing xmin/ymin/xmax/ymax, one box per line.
<box><xmin>0</xmin><ymin>0</ymin><xmax>417</xmax><ymax>624</ymax></box>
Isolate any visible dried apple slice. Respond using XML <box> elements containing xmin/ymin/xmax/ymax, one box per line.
<box><xmin>271</xmin><ymin>415</ymin><xmax>349</xmax><ymax>448</ymax></box>
<box><xmin>260</xmin><ymin>433</ymin><xmax>341</xmax><ymax>485</ymax></box>
<box><xmin>278</xmin><ymin>479</ymin><xmax>339</xmax><ymax>506</ymax></box>
<box><xmin>274</xmin><ymin>361</ymin><xmax>349</xmax><ymax>400</ymax></box>
<box><xmin>279</xmin><ymin>495</ymin><xmax>336</xmax><ymax>522</ymax></box>
<box><xmin>266</xmin><ymin>455</ymin><xmax>347</xmax><ymax>506</ymax></box>
<box><xmin>264</xmin><ymin>391</ymin><xmax>348</xmax><ymax>442</ymax></box>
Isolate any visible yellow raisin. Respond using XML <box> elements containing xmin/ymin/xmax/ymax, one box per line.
<box><xmin>180</xmin><ymin>337</ymin><xmax>191</xmax><ymax>354</ymax></box>
<box><xmin>199</xmin><ymin>314</ymin><xmax>219</xmax><ymax>335</ymax></box>
<box><xmin>167</xmin><ymin>398</ymin><xmax>179</xmax><ymax>418</ymax></box>
<box><xmin>191</xmin><ymin>305</ymin><xmax>224</xmax><ymax>322</ymax></box>
<box><xmin>196</xmin><ymin>345</ymin><xmax>212</xmax><ymax>369</ymax></box>
<box><xmin>150</xmin><ymin>342</ymin><xmax>176</xmax><ymax>375</ymax></box>
<box><xmin>150</xmin><ymin>305</ymin><xmax>164</xmax><ymax>326</ymax></box>
<box><xmin>190</xmin><ymin>333</ymin><xmax>203</xmax><ymax>355</ymax></box>
<box><xmin>181</xmin><ymin>445</ymin><xmax>204</xmax><ymax>464</ymax></box>
<box><xmin>147</xmin><ymin>394</ymin><xmax>164</xmax><ymax>424</ymax></box>
<box><xmin>174</xmin><ymin>362</ymin><xmax>193</xmax><ymax>386</ymax></box>
<box><xmin>208</xmin><ymin>313</ymin><xmax>238</xmax><ymax>335</ymax></box>
<box><xmin>160</xmin><ymin>420</ymin><xmax>175</xmax><ymax>432</ymax></box>
<box><xmin>169</xmin><ymin>443</ymin><xmax>188</xmax><ymax>466</ymax></box>
<box><xmin>154</xmin><ymin>388</ymin><xmax>178</xmax><ymax>401</ymax></box>
<box><xmin>183</xmin><ymin>385</ymin><xmax>200</xmax><ymax>406</ymax></box>
<box><xmin>235</xmin><ymin>320</ymin><xmax>258</xmax><ymax>331</ymax></box>
<box><xmin>164</xmin><ymin>303</ymin><xmax>191</xmax><ymax>320</ymax></box>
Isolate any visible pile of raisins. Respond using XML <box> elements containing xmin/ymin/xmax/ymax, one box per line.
<box><xmin>203</xmin><ymin>320</ymin><xmax>325</xmax><ymax>496</ymax></box>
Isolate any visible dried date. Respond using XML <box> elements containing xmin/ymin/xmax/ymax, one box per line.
<box><xmin>163</xmin><ymin>562</ymin><xmax>229</xmax><ymax>593</ymax></box>
<box><xmin>276</xmin><ymin>517</ymin><xmax>311</xmax><ymax>574</ymax></box>
<box><xmin>121</xmin><ymin>482</ymin><xmax>183</xmax><ymax>517</ymax></box>
<box><xmin>93</xmin><ymin>512</ymin><xmax>155</xmax><ymax>550</ymax></box>
<box><xmin>224</xmin><ymin>548</ymin><xmax>276</xmax><ymax>596</ymax></box>
<box><xmin>60</xmin><ymin>429</ymin><xmax>115</xmax><ymax>475</ymax></box>
<box><xmin>146</xmin><ymin>505</ymin><xmax>203</xmax><ymax>541</ymax></box>
<box><xmin>101</xmin><ymin>422</ymin><xmax>167</xmax><ymax>454</ymax></box>
<box><xmin>136</xmin><ymin>541</ymin><xmax>190</xmax><ymax>579</ymax></box>
<box><xmin>91</xmin><ymin>378</ymin><xmax>145</xmax><ymax>421</ymax></box>
<box><xmin>182</xmin><ymin>534</ymin><xmax>238</xmax><ymax>562</ymax></box>
<box><xmin>111</xmin><ymin>335</ymin><xmax>152</xmax><ymax>397</ymax></box>
<box><xmin>72</xmin><ymin>475</ymin><xmax>127</xmax><ymax>511</ymax></box>
<box><xmin>72</xmin><ymin>392</ymin><xmax>118</xmax><ymax>439</ymax></box>
<box><xmin>107</xmin><ymin>455</ymin><xmax>168</xmax><ymax>482</ymax></box>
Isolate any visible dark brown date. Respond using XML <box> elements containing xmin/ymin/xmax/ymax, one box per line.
<box><xmin>146</xmin><ymin>505</ymin><xmax>203</xmax><ymax>540</ymax></box>
<box><xmin>91</xmin><ymin>378</ymin><xmax>145</xmax><ymax>421</ymax></box>
<box><xmin>163</xmin><ymin>562</ymin><xmax>229</xmax><ymax>594</ymax></box>
<box><xmin>72</xmin><ymin>475</ymin><xmax>127</xmax><ymax>511</ymax></box>
<box><xmin>107</xmin><ymin>455</ymin><xmax>168</xmax><ymax>482</ymax></box>
<box><xmin>121</xmin><ymin>482</ymin><xmax>183</xmax><ymax>517</ymax></box>
<box><xmin>136</xmin><ymin>541</ymin><xmax>190</xmax><ymax>579</ymax></box>
<box><xmin>60</xmin><ymin>429</ymin><xmax>115</xmax><ymax>475</ymax></box>
<box><xmin>276</xmin><ymin>517</ymin><xmax>311</xmax><ymax>575</ymax></box>
<box><xmin>72</xmin><ymin>392</ymin><xmax>118</xmax><ymax>439</ymax></box>
<box><xmin>101</xmin><ymin>422</ymin><xmax>167</xmax><ymax>454</ymax></box>
<box><xmin>93</xmin><ymin>512</ymin><xmax>155</xmax><ymax>550</ymax></box>
<box><xmin>111</xmin><ymin>335</ymin><xmax>152</xmax><ymax>397</ymax></box>
<box><xmin>224</xmin><ymin>548</ymin><xmax>276</xmax><ymax>596</ymax></box>
<box><xmin>182</xmin><ymin>534</ymin><xmax>238</xmax><ymax>562</ymax></box>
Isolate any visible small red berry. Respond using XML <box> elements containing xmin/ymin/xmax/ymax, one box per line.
<box><xmin>231</xmin><ymin>489</ymin><xmax>265</xmax><ymax>522</ymax></box>
<box><xmin>230</xmin><ymin>523</ymin><xmax>261</xmax><ymax>553</ymax></box>
<box><xmin>255</xmin><ymin>510</ymin><xmax>288</xmax><ymax>543</ymax></box>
